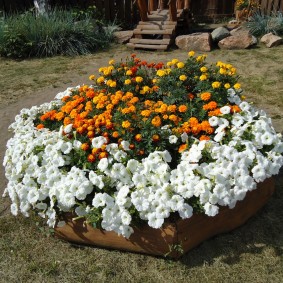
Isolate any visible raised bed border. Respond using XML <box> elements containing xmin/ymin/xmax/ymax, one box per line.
<box><xmin>54</xmin><ymin>177</ymin><xmax>275</xmax><ymax>259</ymax></box>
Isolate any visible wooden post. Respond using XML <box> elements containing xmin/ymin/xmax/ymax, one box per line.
<box><xmin>148</xmin><ymin>0</ymin><xmax>158</xmax><ymax>12</ymax></box>
<box><xmin>169</xmin><ymin>0</ymin><xmax>177</xmax><ymax>21</ymax></box>
<box><xmin>177</xmin><ymin>0</ymin><xmax>184</xmax><ymax>9</ymax></box>
<box><xmin>184</xmin><ymin>0</ymin><xmax>190</xmax><ymax>9</ymax></box>
<box><xmin>137</xmin><ymin>0</ymin><xmax>148</xmax><ymax>21</ymax></box>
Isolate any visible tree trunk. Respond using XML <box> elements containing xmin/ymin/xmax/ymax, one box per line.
<box><xmin>34</xmin><ymin>0</ymin><xmax>49</xmax><ymax>16</ymax></box>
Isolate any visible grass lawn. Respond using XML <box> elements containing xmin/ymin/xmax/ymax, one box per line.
<box><xmin>0</xmin><ymin>44</ymin><xmax>283</xmax><ymax>283</ymax></box>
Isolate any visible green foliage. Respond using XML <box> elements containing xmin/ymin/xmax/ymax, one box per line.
<box><xmin>0</xmin><ymin>8</ymin><xmax>117</xmax><ymax>58</ymax></box>
<box><xmin>245</xmin><ymin>11</ymin><xmax>283</xmax><ymax>36</ymax></box>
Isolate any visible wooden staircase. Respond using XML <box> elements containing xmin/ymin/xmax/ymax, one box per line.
<box><xmin>127</xmin><ymin>20</ymin><xmax>177</xmax><ymax>50</ymax></box>
<box><xmin>127</xmin><ymin>2</ymin><xmax>189</xmax><ymax>51</ymax></box>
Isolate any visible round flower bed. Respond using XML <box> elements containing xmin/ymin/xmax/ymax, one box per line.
<box><xmin>3</xmin><ymin>52</ymin><xmax>283</xmax><ymax>240</ymax></box>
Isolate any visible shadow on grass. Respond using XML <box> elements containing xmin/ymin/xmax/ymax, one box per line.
<box><xmin>179</xmin><ymin>167</ymin><xmax>283</xmax><ymax>267</ymax></box>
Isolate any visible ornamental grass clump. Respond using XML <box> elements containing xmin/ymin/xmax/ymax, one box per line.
<box><xmin>3</xmin><ymin>52</ymin><xmax>283</xmax><ymax>238</ymax></box>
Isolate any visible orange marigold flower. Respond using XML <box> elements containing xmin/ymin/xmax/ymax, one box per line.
<box><xmin>63</xmin><ymin>117</ymin><xmax>72</xmax><ymax>126</ymax></box>
<box><xmin>152</xmin><ymin>134</ymin><xmax>160</xmax><ymax>142</ymax></box>
<box><xmin>55</xmin><ymin>112</ymin><xmax>64</xmax><ymax>121</ymax></box>
<box><xmin>135</xmin><ymin>134</ymin><xmax>142</xmax><ymax>142</ymax></box>
<box><xmin>99</xmin><ymin>152</ymin><xmax>108</xmax><ymax>159</ymax></box>
<box><xmin>188</xmin><ymin>117</ymin><xmax>198</xmax><ymax>125</ymax></box>
<box><xmin>178</xmin><ymin>144</ymin><xmax>188</xmax><ymax>153</ymax></box>
<box><xmin>141</xmin><ymin>110</ymin><xmax>151</xmax><ymax>117</ymax></box>
<box><xmin>203</xmin><ymin>101</ymin><xmax>218</xmax><ymax>111</ymax></box>
<box><xmin>188</xmin><ymin>93</ymin><xmax>194</xmax><ymax>100</ymax></box>
<box><xmin>169</xmin><ymin>114</ymin><xmax>178</xmax><ymax>123</ymax></box>
<box><xmin>168</xmin><ymin>105</ymin><xmax>177</xmax><ymax>112</ymax></box>
<box><xmin>122</xmin><ymin>120</ymin><xmax>131</xmax><ymax>128</ymax></box>
<box><xmin>87</xmin><ymin>154</ymin><xmax>96</xmax><ymax>163</ymax></box>
<box><xmin>151</xmin><ymin>116</ymin><xmax>162</xmax><ymax>127</ymax></box>
<box><xmin>231</xmin><ymin>105</ymin><xmax>241</xmax><ymax>113</ymax></box>
<box><xmin>200</xmin><ymin>135</ymin><xmax>210</xmax><ymax>141</ymax></box>
<box><xmin>36</xmin><ymin>124</ymin><xmax>44</xmax><ymax>130</ymax></box>
<box><xmin>178</xmin><ymin>105</ymin><xmax>187</xmax><ymax>113</ymax></box>
<box><xmin>81</xmin><ymin>143</ymin><xmax>90</xmax><ymax>151</ymax></box>
<box><xmin>200</xmin><ymin>92</ymin><xmax>211</xmax><ymax>101</ymax></box>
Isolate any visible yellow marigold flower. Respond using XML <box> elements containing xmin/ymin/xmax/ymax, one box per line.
<box><xmin>188</xmin><ymin>51</ymin><xmax>195</xmax><ymax>57</ymax></box>
<box><xmin>106</xmin><ymin>80</ymin><xmax>112</xmax><ymax>86</ymax></box>
<box><xmin>152</xmin><ymin>78</ymin><xmax>157</xmax><ymax>83</ymax></box>
<box><xmin>177</xmin><ymin>62</ymin><xmax>185</xmax><ymax>68</ymax></box>
<box><xmin>110</xmin><ymin>81</ymin><xmax>117</xmax><ymax>88</ymax></box>
<box><xmin>199</xmin><ymin>74</ymin><xmax>207</xmax><ymax>81</ymax></box>
<box><xmin>171</xmin><ymin>59</ymin><xmax>179</xmax><ymax>64</ymax></box>
<box><xmin>234</xmin><ymin>83</ymin><xmax>241</xmax><ymax>90</ymax></box>
<box><xmin>216</xmin><ymin>61</ymin><xmax>224</xmax><ymax>67</ymax></box>
<box><xmin>212</xmin><ymin>81</ymin><xmax>221</xmax><ymax>89</ymax></box>
<box><xmin>126</xmin><ymin>70</ymin><xmax>133</xmax><ymax>76</ymax></box>
<box><xmin>135</xmin><ymin>76</ymin><xmax>143</xmax><ymax>83</ymax></box>
<box><xmin>179</xmin><ymin>75</ymin><xmax>187</xmax><ymax>81</ymax></box>
<box><xmin>224</xmin><ymin>83</ymin><xmax>231</xmax><ymax>89</ymax></box>
<box><xmin>143</xmin><ymin>86</ymin><xmax>150</xmax><ymax>93</ymax></box>
<box><xmin>157</xmin><ymin>70</ymin><xmax>166</xmax><ymax>77</ymax></box>
<box><xmin>122</xmin><ymin>120</ymin><xmax>131</xmax><ymax>128</ymax></box>
<box><xmin>231</xmin><ymin>67</ymin><xmax>236</xmax><ymax>74</ymax></box>
<box><xmin>219</xmin><ymin>68</ymin><xmax>227</xmax><ymax>75</ymax></box>
<box><xmin>167</xmin><ymin>61</ymin><xmax>173</xmax><ymax>67</ymax></box>
<box><xmin>97</xmin><ymin>76</ymin><xmax>105</xmax><ymax>84</ymax></box>
<box><xmin>200</xmin><ymin>66</ymin><xmax>208</xmax><ymax>72</ymax></box>
<box><xmin>241</xmin><ymin>95</ymin><xmax>246</xmax><ymax>100</ymax></box>
<box><xmin>89</xmin><ymin>74</ymin><xmax>95</xmax><ymax>80</ymax></box>
<box><xmin>108</xmin><ymin>59</ymin><xmax>115</xmax><ymax>65</ymax></box>
<box><xmin>124</xmin><ymin>79</ymin><xmax>131</xmax><ymax>85</ymax></box>
<box><xmin>166</xmin><ymin>68</ymin><xmax>172</xmax><ymax>74</ymax></box>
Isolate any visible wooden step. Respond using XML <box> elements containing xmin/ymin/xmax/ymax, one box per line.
<box><xmin>127</xmin><ymin>43</ymin><xmax>168</xmax><ymax>50</ymax></box>
<box><xmin>138</xmin><ymin>21</ymin><xmax>177</xmax><ymax>25</ymax></box>
<box><xmin>129</xmin><ymin>38</ymin><xmax>171</xmax><ymax>45</ymax></box>
<box><xmin>133</xmin><ymin>29</ymin><xmax>174</xmax><ymax>35</ymax></box>
<box><xmin>135</xmin><ymin>24</ymin><xmax>176</xmax><ymax>30</ymax></box>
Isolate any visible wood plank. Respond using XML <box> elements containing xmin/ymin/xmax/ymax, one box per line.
<box><xmin>273</xmin><ymin>0</ymin><xmax>280</xmax><ymax>12</ymax></box>
<box><xmin>133</xmin><ymin>29</ymin><xmax>174</xmax><ymax>35</ymax></box>
<box><xmin>126</xmin><ymin>43</ymin><xmax>168</xmax><ymax>50</ymax></box>
<box><xmin>129</xmin><ymin>38</ymin><xmax>171</xmax><ymax>44</ymax></box>
<box><xmin>267</xmin><ymin>0</ymin><xmax>274</xmax><ymax>15</ymax></box>
<box><xmin>136</xmin><ymin>24</ymin><xmax>176</xmax><ymax>30</ymax></box>
<box><xmin>138</xmin><ymin>21</ymin><xmax>177</xmax><ymax>25</ymax></box>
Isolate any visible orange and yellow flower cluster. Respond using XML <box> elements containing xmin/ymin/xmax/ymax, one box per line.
<box><xmin>37</xmin><ymin>52</ymin><xmax>242</xmax><ymax>165</ymax></box>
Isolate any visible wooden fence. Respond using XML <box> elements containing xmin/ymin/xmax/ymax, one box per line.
<box><xmin>258</xmin><ymin>0</ymin><xmax>283</xmax><ymax>14</ymax></box>
<box><xmin>0</xmin><ymin>0</ymin><xmax>283</xmax><ymax>23</ymax></box>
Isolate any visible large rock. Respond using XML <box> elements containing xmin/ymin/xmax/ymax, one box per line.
<box><xmin>175</xmin><ymin>33</ymin><xmax>212</xmax><ymax>52</ymax></box>
<box><xmin>211</xmin><ymin>27</ymin><xmax>230</xmax><ymax>42</ymax></box>
<box><xmin>260</xmin><ymin>33</ymin><xmax>283</xmax><ymax>48</ymax></box>
<box><xmin>113</xmin><ymin>31</ymin><xmax>133</xmax><ymax>44</ymax></box>
<box><xmin>230</xmin><ymin>26</ymin><xmax>251</xmax><ymax>36</ymax></box>
<box><xmin>218</xmin><ymin>34</ymin><xmax>256</xmax><ymax>49</ymax></box>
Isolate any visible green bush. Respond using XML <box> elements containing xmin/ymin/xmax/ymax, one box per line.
<box><xmin>0</xmin><ymin>9</ymin><xmax>117</xmax><ymax>58</ymax></box>
<box><xmin>245</xmin><ymin>11</ymin><xmax>283</xmax><ymax>36</ymax></box>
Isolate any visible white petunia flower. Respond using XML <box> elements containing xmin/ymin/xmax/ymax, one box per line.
<box><xmin>220</xmin><ymin>106</ymin><xmax>231</xmax><ymax>115</ymax></box>
<box><xmin>92</xmin><ymin>136</ymin><xmax>107</xmax><ymax>149</ymax></box>
<box><xmin>169</xmin><ymin>135</ymin><xmax>178</xmax><ymax>144</ymax></box>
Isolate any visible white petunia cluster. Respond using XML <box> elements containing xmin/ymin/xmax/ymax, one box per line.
<box><xmin>3</xmin><ymin>87</ymin><xmax>283</xmax><ymax>238</ymax></box>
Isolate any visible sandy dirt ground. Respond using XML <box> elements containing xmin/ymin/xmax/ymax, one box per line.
<box><xmin>1</xmin><ymin>46</ymin><xmax>283</xmax><ymax>213</ymax></box>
